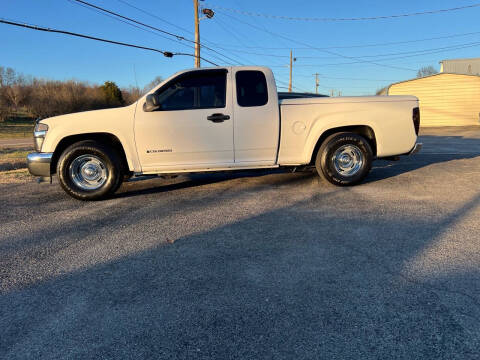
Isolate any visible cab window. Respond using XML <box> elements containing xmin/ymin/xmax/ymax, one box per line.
<box><xmin>156</xmin><ymin>70</ymin><xmax>227</xmax><ymax>111</ymax></box>
<box><xmin>236</xmin><ymin>70</ymin><xmax>268</xmax><ymax>107</ymax></box>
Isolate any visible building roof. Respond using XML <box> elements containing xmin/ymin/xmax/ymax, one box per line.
<box><xmin>440</xmin><ymin>57</ymin><xmax>480</xmax><ymax>63</ymax></box>
<box><xmin>387</xmin><ymin>72</ymin><xmax>480</xmax><ymax>94</ymax></box>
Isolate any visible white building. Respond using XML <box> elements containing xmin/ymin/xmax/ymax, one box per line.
<box><xmin>440</xmin><ymin>57</ymin><xmax>480</xmax><ymax>76</ymax></box>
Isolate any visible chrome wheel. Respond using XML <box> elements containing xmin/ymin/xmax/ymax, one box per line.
<box><xmin>332</xmin><ymin>144</ymin><xmax>364</xmax><ymax>177</ymax></box>
<box><xmin>69</xmin><ymin>154</ymin><xmax>108</xmax><ymax>191</ymax></box>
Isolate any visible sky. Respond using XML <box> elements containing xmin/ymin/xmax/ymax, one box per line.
<box><xmin>1</xmin><ymin>0</ymin><xmax>480</xmax><ymax>95</ymax></box>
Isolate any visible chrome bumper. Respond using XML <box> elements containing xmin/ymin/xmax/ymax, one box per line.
<box><xmin>27</xmin><ymin>152</ymin><xmax>53</xmax><ymax>177</ymax></box>
<box><xmin>408</xmin><ymin>143</ymin><xmax>423</xmax><ymax>155</ymax></box>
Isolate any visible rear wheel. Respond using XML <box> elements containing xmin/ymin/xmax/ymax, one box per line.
<box><xmin>57</xmin><ymin>140</ymin><xmax>123</xmax><ymax>200</ymax></box>
<box><xmin>315</xmin><ymin>132</ymin><xmax>373</xmax><ymax>186</ymax></box>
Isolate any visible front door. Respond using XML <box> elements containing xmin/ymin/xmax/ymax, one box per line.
<box><xmin>134</xmin><ymin>69</ymin><xmax>234</xmax><ymax>172</ymax></box>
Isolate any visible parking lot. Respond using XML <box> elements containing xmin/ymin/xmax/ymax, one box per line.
<box><xmin>1</xmin><ymin>127</ymin><xmax>479</xmax><ymax>359</ymax></box>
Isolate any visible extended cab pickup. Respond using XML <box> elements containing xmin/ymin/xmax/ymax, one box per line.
<box><xmin>27</xmin><ymin>66</ymin><xmax>421</xmax><ymax>200</ymax></box>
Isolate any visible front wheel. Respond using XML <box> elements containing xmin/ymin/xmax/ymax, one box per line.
<box><xmin>57</xmin><ymin>140</ymin><xmax>123</xmax><ymax>200</ymax></box>
<box><xmin>315</xmin><ymin>132</ymin><xmax>373</xmax><ymax>186</ymax></box>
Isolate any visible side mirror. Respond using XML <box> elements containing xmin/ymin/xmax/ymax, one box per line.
<box><xmin>143</xmin><ymin>94</ymin><xmax>161</xmax><ymax>112</ymax></box>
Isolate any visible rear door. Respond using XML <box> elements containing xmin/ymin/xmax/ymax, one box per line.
<box><xmin>232</xmin><ymin>68</ymin><xmax>280</xmax><ymax>165</ymax></box>
<box><xmin>134</xmin><ymin>69</ymin><xmax>234</xmax><ymax>172</ymax></box>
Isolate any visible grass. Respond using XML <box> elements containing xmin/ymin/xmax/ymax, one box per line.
<box><xmin>0</xmin><ymin>115</ymin><xmax>40</xmax><ymax>183</ymax></box>
<box><xmin>0</xmin><ymin>148</ymin><xmax>31</xmax><ymax>171</ymax></box>
<box><xmin>0</xmin><ymin>117</ymin><xmax>35</xmax><ymax>139</ymax></box>
<box><xmin>0</xmin><ymin>168</ymin><xmax>32</xmax><ymax>184</ymax></box>
<box><xmin>0</xmin><ymin>148</ymin><xmax>34</xmax><ymax>183</ymax></box>
<box><xmin>0</xmin><ymin>148</ymin><xmax>30</xmax><ymax>159</ymax></box>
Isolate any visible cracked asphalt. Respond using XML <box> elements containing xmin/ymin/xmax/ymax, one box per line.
<box><xmin>1</xmin><ymin>127</ymin><xmax>480</xmax><ymax>359</ymax></box>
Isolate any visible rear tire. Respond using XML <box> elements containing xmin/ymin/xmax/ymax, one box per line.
<box><xmin>315</xmin><ymin>132</ymin><xmax>372</xmax><ymax>186</ymax></box>
<box><xmin>57</xmin><ymin>140</ymin><xmax>123</xmax><ymax>200</ymax></box>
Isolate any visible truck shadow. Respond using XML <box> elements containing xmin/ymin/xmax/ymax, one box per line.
<box><xmin>116</xmin><ymin>135</ymin><xmax>480</xmax><ymax>197</ymax></box>
<box><xmin>115</xmin><ymin>169</ymin><xmax>315</xmax><ymax>199</ymax></box>
<box><xmin>366</xmin><ymin>134</ymin><xmax>480</xmax><ymax>183</ymax></box>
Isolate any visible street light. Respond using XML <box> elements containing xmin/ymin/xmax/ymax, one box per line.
<box><xmin>202</xmin><ymin>8</ymin><xmax>215</xmax><ymax>19</ymax></box>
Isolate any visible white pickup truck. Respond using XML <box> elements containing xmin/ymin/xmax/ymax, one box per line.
<box><xmin>27</xmin><ymin>66</ymin><xmax>421</xmax><ymax>200</ymax></box>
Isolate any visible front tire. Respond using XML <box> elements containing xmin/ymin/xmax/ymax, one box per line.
<box><xmin>57</xmin><ymin>140</ymin><xmax>123</xmax><ymax>200</ymax></box>
<box><xmin>315</xmin><ymin>132</ymin><xmax>373</xmax><ymax>186</ymax></box>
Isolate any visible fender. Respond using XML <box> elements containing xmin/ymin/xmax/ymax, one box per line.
<box><xmin>278</xmin><ymin>98</ymin><xmax>418</xmax><ymax>165</ymax></box>
<box><xmin>40</xmin><ymin>104</ymin><xmax>141</xmax><ymax>172</ymax></box>
<box><xmin>302</xmin><ymin>120</ymin><xmax>379</xmax><ymax>164</ymax></box>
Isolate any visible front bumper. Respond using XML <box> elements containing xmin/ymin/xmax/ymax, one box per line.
<box><xmin>27</xmin><ymin>152</ymin><xmax>53</xmax><ymax>177</ymax></box>
<box><xmin>408</xmin><ymin>143</ymin><xmax>423</xmax><ymax>155</ymax></box>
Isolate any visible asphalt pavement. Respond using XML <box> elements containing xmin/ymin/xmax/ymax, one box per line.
<box><xmin>1</xmin><ymin>127</ymin><xmax>479</xmax><ymax>359</ymax></box>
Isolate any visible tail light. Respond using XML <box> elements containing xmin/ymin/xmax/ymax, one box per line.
<box><xmin>413</xmin><ymin>107</ymin><xmax>420</xmax><ymax>135</ymax></box>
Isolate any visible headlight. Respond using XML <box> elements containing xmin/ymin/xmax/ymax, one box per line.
<box><xmin>34</xmin><ymin>122</ymin><xmax>49</xmax><ymax>134</ymax></box>
<box><xmin>33</xmin><ymin>122</ymin><xmax>49</xmax><ymax>152</ymax></box>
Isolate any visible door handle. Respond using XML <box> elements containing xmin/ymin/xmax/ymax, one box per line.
<box><xmin>207</xmin><ymin>113</ymin><xmax>230</xmax><ymax>123</ymax></box>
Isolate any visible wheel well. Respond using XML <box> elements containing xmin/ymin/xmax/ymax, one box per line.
<box><xmin>51</xmin><ymin>133</ymin><xmax>130</xmax><ymax>175</ymax></box>
<box><xmin>309</xmin><ymin>125</ymin><xmax>377</xmax><ymax>164</ymax></box>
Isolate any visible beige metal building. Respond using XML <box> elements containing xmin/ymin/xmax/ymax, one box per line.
<box><xmin>440</xmin><ymin>57</ymin><xmax>480</xmax><ymax>75</ymax></box>
<box><xmin>387</xmin><ymin>73</ymin><xmax>480</xmax><ymax>127</ymax></box>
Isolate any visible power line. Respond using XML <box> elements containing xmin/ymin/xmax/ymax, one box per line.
<box><xmin>210</xmin><ymin>39</ymin><xmax>480</xmax><ymax>61</ymax></box>
<box><xmin>72</xmin><ymin>0</ymin><xmax>187</xmax><ymax>40</ymax></box>
<box><xmin>211</xmin><ymin>15</ymin><xmax>283</xmax><ymax>66</ymax></box>
<box><xmin>72</xmin><ymin>0</ymin><xmax>241</xmax><ymax>66</ymax></box>
<box><xmin>204</xmin><ymin>2</ymin><xmax>480</xmax><ymax>21</ymax></box>
<box><xmin>116</xmin><ymin>0</ymin><xmax>194</xmax><ymax>36</ymax></box>
<box><xmin>0</xmin><ymin>18</ymin><xmax>219</xmax><ymax>65</ymax></box>
<box><xmin>68</xmin><ymin>0</ymin><xmax>197</xmax><ymax>51</ymax></box>
<box><xmin>315</xmin><ymin>30</ymin><xmax>480</xmax><ymax>50</ymax></box>
<box><xmin>113</xmin><ymin>0</ymin><xmax>252</xmax><ymax>66</ymax></box>
<box><xmin>294</xmin><ymin>74</ymin><xmax>401</xmax><ymax>82</ymax></box>
<box><xmin>211</xmin><ymin>15</ymin><xmax>288</xmax><ymax>67</ymax></box>
<box><xmin>71</xmin><ymin>0</ymin><xmax>244</xmax><ymax>66</ymax></box>
<box><xmin>74</xmin><ymin>0</ymin><xmax>296</xmax><ymax>69</ymax></box>
<box><xmin>206</xmin><ymin>30</ymin><xmax>480</xmax><ymax>51</ymax></box>
<box><xmin>276</xmin><ymin>78</ymin><xmax>310</xmax><ymax>93</ymax></box>
<box><xmin>272</xmin><ymin>40</ymin><xmax>480</xmax><ymax>68</ymax></box>
<box><xmin>325</xmin><ymin>40</ymin><xmax>480</xmax><ymax>59</ymax></box>
<box><xmin>209</xmin><ymin>17</ymin><xmax>251</xmax><ymax>64</ymax></box>
<box><xmin>70</xmin><ymin>0</ymin><xmax>242</xmax><ymax>66</ymax></box>
<box><xmin>215</xmin><ymin>10</ymin><xmax>417</xmax><ymax>72</ymax></box>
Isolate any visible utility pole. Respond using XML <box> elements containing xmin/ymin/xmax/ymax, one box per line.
<box><xmin>193</xmin><ymin>1</ymin><xmax>214</xmax><ymax>68</ymax></box>
<box><xmin>288</xmin><ymin>50</ymin><xmax>296</xmax><ymax>92</ymax></box>
<box><xmin>194</xmin><ymin>0</ymin><xmax>200</xmax><ymax>68</ymax></box>
<box><xmin>314</xmin><ymin>73</ymin><xmax>320</xmax><ymax>94</ymax></box>
<box><xmin>288</xmin><ymin>51</ymin><xmax>293</xmax><ymax>92</ymax></box>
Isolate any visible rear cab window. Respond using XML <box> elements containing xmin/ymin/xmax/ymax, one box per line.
<box><xmin>236</xmin><ymin>70</ymin><xmax>268</xmax><ymax>107</ymax></box>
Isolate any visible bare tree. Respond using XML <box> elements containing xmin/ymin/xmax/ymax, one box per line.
<box><xmin>0</xmin><ymin>67</ymin><xmax>29</xmax><ymax>120</ymax></box>
<box><xmin>122</xmin><ymin>86</ymin><xmax>143</xmax><ymax>105</ymax></box>
<box><xmin>0</xmin><ymin>66</ymin><xmax>164</xmax><ymax>120</ymax></box>
<box><xmin>0</xmin><ymin>91</ymin><xmax>8</xmax><ymax>121</ymax></box>
<box><xmin>376</xmin><ymin>86</ymin><xmax>388</xmax><ymax>96</ymax></box>
<box><xmin>417</xmin><ymin>66</ymin><xmax>438</xmax><ymax>78</ymax></box>
<box><xmin>143</xmin><ymin>76</ymin><xmax>163</xmax><ymax>94</ymax></box>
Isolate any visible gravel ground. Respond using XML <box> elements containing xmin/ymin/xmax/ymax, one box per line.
<box><xmin>0</xmin><ymin>138</ymin><xmax>33</xmax><ymax>149</ymax></box>
<box><xmin>1</xmin><ymin>127</ymin><xmax>479</xmax><ymax>359</ymax></box>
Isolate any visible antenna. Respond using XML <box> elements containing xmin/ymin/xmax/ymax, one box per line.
<box><xmin>132</xmin><ymin>64</ymin><xmax>139</xmax><ymax>91</ymax></box>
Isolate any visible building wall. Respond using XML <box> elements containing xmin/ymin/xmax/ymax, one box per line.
<box><xmin>388</xmin><ymin>73</ymin><xmax>480</xmax><ymax>127</ymax></box>
<box><xmin>440</xmin><ymin>58</ymin><xmax>480</xmax><ymax>76</ymax></box>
